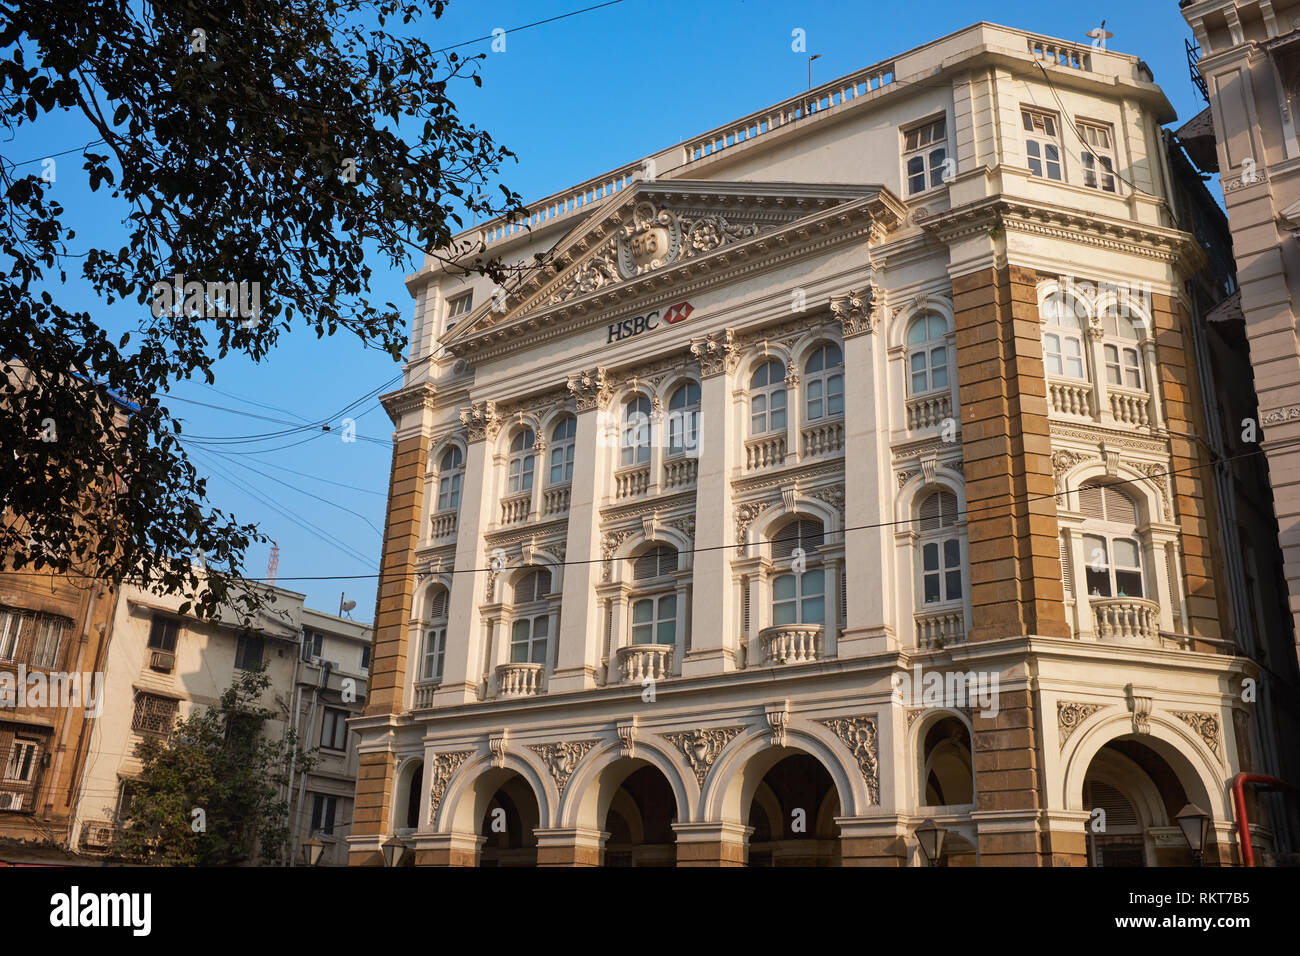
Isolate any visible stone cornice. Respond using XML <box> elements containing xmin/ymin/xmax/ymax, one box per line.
<box><xmin>379</xmin><ymin>380</ymin><xmax>439</xmax><ymax>422</ymax></box>
<box><xmin>920</xmin><ymin>196</ymin><xmax>1206</xmax><ymax>269</ymax></box>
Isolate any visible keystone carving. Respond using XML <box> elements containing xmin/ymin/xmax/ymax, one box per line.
<box><xmin>617</xmin><ymin>717</ymin><xmax>639</xmax><ymax>759</ymax></box>
<box><xmin>765</xmin><ymin>700</ymin><xmax>791</xmax><ymax>747</ymax></box>
<box><xmin>1125</xmin><ymin>684</ymin><xmax>1152</xmax><ymax>735</ymax></box>
<box><xmin>489</xmin><ymin>730</ymin><xmax>509</xmax><ymax>769</ymax></box>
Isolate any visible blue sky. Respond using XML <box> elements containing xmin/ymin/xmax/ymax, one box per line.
<box><xmin>8</xmin><ymin>1</ymin><xmax>1206</xmax><ymax>623</ymax></box>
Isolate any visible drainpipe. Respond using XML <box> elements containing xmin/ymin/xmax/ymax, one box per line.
<box><xmin>1231</xmin><ymin>772</ymin><xmax>1299</xmax><ymax>866</ymax></box>
<box><xmin>290</xmin><ymin>661</ymin><xmax>330</xmax><ymax>865</ymax></box>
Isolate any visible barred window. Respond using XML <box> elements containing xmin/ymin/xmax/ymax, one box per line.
<box><xmin>132</xmin><ymin>693</ymin><xmax>179</xmax><ymax>735</ymax></box>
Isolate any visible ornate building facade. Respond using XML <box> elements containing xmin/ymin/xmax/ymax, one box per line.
<box><xmin>349</xmin><ymin>23</ymin><xmax>1272</xmax><ymax>866</ymax></box>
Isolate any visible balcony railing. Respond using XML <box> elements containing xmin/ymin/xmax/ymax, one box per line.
<box><xmin>497</xmin><ymin>662</ymin><xmax>544</xmax><ymax>697</ymax></box>
<box><xmin>1108</xmin><ymin>389</ymin><xmax>1151</xmax><ymax>427</ymax></box>
<box><xmin>801</xmin><ymin>418</ymin><xmax>844</xmax><ymax>457</ymax></box>
<box><xmin>542</xmin><ymin>485</ymin><xmax>571</xmax><ymax>516</ymax></box>
<box><xmin>148</xmin><ymin>649</ymin><xmax>175</xmax><ymax>674</ymax></box>
<box><xmin>745</xmin><ymin>433</ymin><xmax>787</xmax><ymax>470</ymax></box>
<box><xmin>760</xmin><ymin>624</ymin><xmax>823</xmax><ymax>665</ymax></box>
<box><xmin>614</xmin><ymin>464</ymin><xmax>650</xmax><ymax>499</ymax></box>
<box><xmin>1091</xmin><ymin>596</ymin><xmax>1160</xmax><ymax>643</ymax></box>
<box><xmin>500</xmin><ymin>492</ymin><xmax>531</xmax><ymax>525</ymax></box>
<box><xmin>906</xmin><ymin>392</ymin><xmax>951</xmax><ymax>430</ymax></box>
<box><xmin>412</xmin><ymin>679</ymin><xmax>440</xmax><ymax>709</ymax></box>
<box><xmin>431</xmin><ymin>510</ymin><xmax>457</xmax><ymax>539</ymax></box>
<box><xmin>663</xmin><ymin>456</ymin><xmax>699</xmax><ymax>490</ymax></box>
<box><xmin>914</xmin><ymin>607</ymin><xmax>966</xmax><ymax>649</ymax></box>
<box><xmin>617</xmin><ymin>644</ymin><xmax>673</xmax><ymax>683</ymax></box>
<box><xmin>1028</xmin><ymin>36</ymin><xmax>1091</xmax><ymax>71</ymax></box>
<box><xmin>1048</xmin><ymin>380</ymin><xmax>1094</xmax><ymax>418</ymax></box>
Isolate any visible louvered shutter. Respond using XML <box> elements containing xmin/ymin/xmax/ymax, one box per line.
<box><xmin>918</xmin><ymin>491</ymin><xmax>957</xmax><ymax>531</ymax></box>
<box><xmin>772</xmin><ymin>519</ymin><xmax>823</xmax><ymax>559</ymax></box>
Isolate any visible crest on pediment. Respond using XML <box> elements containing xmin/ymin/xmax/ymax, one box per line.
<box><xmin>618</xmin><ymin>201</ymin><xmax>681</xmax><ymax>277</ymax></box>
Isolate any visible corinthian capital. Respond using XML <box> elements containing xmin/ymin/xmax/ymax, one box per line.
<box><xmin>689</xmin><ymin>328</ymin><xmax>739</xmax><ymax>378</ymax></box>
<box><xmin>566</xmin><ymin>367</ymin><xmax>612</xmax><ymax>412</ymax></box>
<box><xmin>459</xmin><ymin>400</ymin><xmax>502</xmax><ymax>443</ymax></box>
<box><xmin>831</xmin><ymin>283</ymin><xmax>878</xmax><ymax>338</ymax></box>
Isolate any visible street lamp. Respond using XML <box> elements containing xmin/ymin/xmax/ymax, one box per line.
<box><xmin>1175</xmin><ymin>803</ymin><xmax>1211</xmax><ymax>865</ymax></box>
<box><xmin>382</xmin><ymin>835</ymin><xmax>406</xmax><ymax>868</ymax></box>
<box><xmin>301</xmin><ymin>836</ymin><xmax>326</xmax><ymax>867</ymax></box>
<box><xmin>915</xmin><ymin>819</ymin><xmax>947</xmax><ymax>867</ymax></box>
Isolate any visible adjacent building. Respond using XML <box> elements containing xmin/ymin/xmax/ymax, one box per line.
<box><xmin>69</xmin><ymin>580</ymin><xmax>370</xmax><ymax>866</ymax></box>
<box><xmin>351</xmin><ymin>22</ymin><xmax>1285</xmax><ymax>865</ymax></box>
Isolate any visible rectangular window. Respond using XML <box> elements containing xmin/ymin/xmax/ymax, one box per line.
<box><xmin>421</xmin><ymin>628</ymin><xmax>445</xmax><ymax>682</ymax></box>
<box><xmin>320</xmin><ymin>708</ymin><xmax>349</xmax><ymax>751</ymax></box>
<box><xmin>302</xmin><ymin>629</ymin><xmax>323</xmax><ymax>661</ymax></box>
<box><xmin>3</xmin><ymin>737</ymin><xmax>39</xmax><ymax>782</ymax></box>
<box><xmin>360</xmin><ymin>644</ymin><xmax>370</xmax><ymax>672</ymax></box>
<box><xmin>132</xmin><ymin>693</ymin><xmax>179</xmax><ymax>735</ymax></box>
<box><xmin>1104</xmin><ymin>344</ymin><xmax>1142</xmax><ymax>389</ymax></box>
<box><xmin>902</xmin><ymin>117</ymin><xmax>948</xmax><ymax>195</ymax></box>
<box><xmin>510</xmin><ymin>616</ymin><xmax>548</xmax><ymax>664</ymax></box>
<box><xmin>28</xmin><ymin>617</ymin><xmax>62</xmax><ymax>669</ymax></box>
<box><xmin>445</xmin><ymin>291</ymin><xmax>473</xmax><ymax>331</ymax></box>
<box><xmin>922</xmin><ymin>539</ymin><xmax>963</xmax><ymax>604</ymax></box>
<box><xmin>1078</xmin><ymin>121</ymin><xmax>1117</xmax><ymax>192</ymax></box>
<box><xmin>310</xmin><ymin>794</ymin><xmax>338</xmax><ymax>835</ymax></box>
<box><xmin>437</xmin><ymin>473</ymin><xmax>462</xmax><ymax>510</ymax></box>
<box><xmin>235</xmin><ymin>633</ymin><xmax>264</xmax><ymax>671</ymax></box>
<box><xmin>148</xmin><ymin>617</ymin><xmax>179</xmax><ymax>653</ymax></box>
<box><xmin>0</xmin><ymin>609</ymin><xmax>21</xmax><ymax>661</ymax></box>
<box><xmin>1023</xmin><ymin>109</ymin><xmax>1062</xmax><ymax>181</ymax></box>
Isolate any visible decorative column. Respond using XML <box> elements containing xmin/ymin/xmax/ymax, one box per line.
<box><xmin>434</xmin><ymin>400</ymin><xmax>501</xmax><ymax>706</ymax></box>
<box><xmin>535</xmin><ymin>826</ymin><xmax>608</xmax><ymax>866</ymax></box>
<box><xmin>550</xmin><ymin>369</ymin><xmax>613</xmax><ymax>692</ymax></box>
<box><xmin>1085</xmin><ymin>317</ymin><xmax>1109</xmax><ymax>424</ymax></box>
<box><xmin>784</xmin><ymin>356</ymin><xmax>803</xmax><ymax>466</ymax></box>
<box><xmin>834</xmin><ymin>286</ymin><xmax>897</xmax><ymax>656</ymax></box>
<box><xmin>685</xmin><ymin>330</ymin><xmax>740</xmax><ymax>676</ymax></box>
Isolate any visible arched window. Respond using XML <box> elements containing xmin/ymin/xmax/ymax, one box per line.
<box><xmin>621</xmin><ymin>397</ymin><xmax>652</xmax><ymax>466</ymax></box>
<box><xmin>921</xmin><ymin>716</ymin><xmax>973</xmax><ymax>806</ymax></box>
<box><xmin>630</xmin><ymin>545</ymin><xmax>679</xmax><ymax>645</ymax></box>
<box><xmin>511</xmin><ymin>567</ymin><xmax>552</xmax><ymax>664</ymax></box>
<box><xmin>750</xmin><ymin>360</ymin><xmax>787</xmax><ymax>434</ymax></box>
<box><xmin>917</xmin><ymin>490</ymin><xmax>962</xmax><ymax>605</ymax></box>
<box><xmin>666</xmin><ymin>382</ymin><xmax>701</xmax><ymax>456</ymax></box>
<box><xmin>420</xmin><ymin>587</ymin><xmax>449</xmax><ymax>682</ymax></box>
<box><xmin>1041</xmin><ymin>293</ymin><xmax>1087</xmax><ymax>380</ymax></box>
<box><xmin>548</xmin><ymin>416</ymin><xmax>576</xmax><ymax>485</ymax></box>
<box><xmin>804</xmin><ymin>343</ymin><xmax>844</xmax><ymax>420</ymax></box>
<box><xmin>1100</xmin><ymin>310</ymin><xmax>1144</xmax><ymax>390</ymax></box>
<box><xmin>771</xmin><ymin>519</ymin><xmax>825</xmax><ymax>625</ymax></box>
<box><xmin>1079</xmin><ymin>482</ymin><xmax>1144</xmax><ymax>598</ymax></box>
<box><xmin>906</xmin><ymin>314</ymin><xmax>949</xmax><ymax>394</ymax></box>
<box><xmin>508</xmin><ymin>429</ymin><xmax>535</xmax><ymax>494</ymax></box>
<box><xmin>436</xmin><ymin>446</ymin><xmax>463</xmax><ymax>511</ymax></box>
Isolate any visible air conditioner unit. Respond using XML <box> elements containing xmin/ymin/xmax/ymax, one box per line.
<box><xmin>149</xmin><ymin>649</ymin><xmax>176</xmax><ymax>673</ymax></box>
<box><xmin>0</xmin><ymin>791</ymin><xmax>24</xmax><ymax>811</ymax></box>
<box><xmin>82</xmin><ymin>823</ymin><xmax>115</xmax><ymax>848</ymax></box>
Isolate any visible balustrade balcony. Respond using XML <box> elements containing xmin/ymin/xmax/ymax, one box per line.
<box><xmin>1048</xmin><ymin>380</ymin><xmax>1094</xmax><ymax>418</ymax></box>
<box><xmin>617</xmin><ymin>644</ymin><xmax>673</xmax><ymax>682</ymax></box>
<box><xmin>497</xmin><ymin>662</ymin><xmax>544</xmax><ymax>697</ymax></box>
<box><xmin>801</xmin><ymin>418</ymin><xmax>845</xmax><ymax>457</ymax></box>
<box><xmin>745</xmin><ymin>433</ymin><xmax>787</xmax><ymax>471</ymax></box>
<box><xmin>906</xmin><ymin>392</ymin><xmax>951</xmax><ymax>430</ymax></box>
<box><xmin>759</xmin><ymin>624</ymin><xmax>823</xmax><ymax>665</ymax></box>
<box><xmin>1091</xmin><ymin>596</ymin><xmax>1160</xmax><ymax>643</ymax></box>
<box><xmin>914</xmin><ymin>606</ymin><xmax>966</xmax><ymax>649</ymax></box>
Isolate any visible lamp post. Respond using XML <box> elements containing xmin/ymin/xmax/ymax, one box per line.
<box><xmin>1175</xmin><ymin>803</ymin><xmax>1211</xmax><ymax>866</ymax></box>
<box><xmin>301</xmin><ymin>836</ymin><xmax>325</xmax><ymax>867</ymax></box>
<box><xmin>915</xmin><ymin>819</ymin><xmax>947</xmax><ymax>867</ymax></box>
<box><xmin>382</xmin><ymin>835</ymin><xmax>406</xmax><ymax>868</ymax></box>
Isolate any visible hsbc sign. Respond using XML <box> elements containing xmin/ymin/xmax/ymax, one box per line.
<box><xmin>606</xmin><ymin>301</ymin><xmax>694</xmax><ymax>343</ymax></box>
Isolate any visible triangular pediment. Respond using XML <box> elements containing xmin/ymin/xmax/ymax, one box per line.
<box><xmin>443</xmin><ymin>180</ymin><xmax>903</xmax><ymax>352</ymax></box>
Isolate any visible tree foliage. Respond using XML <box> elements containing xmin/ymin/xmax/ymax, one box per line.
<box><xmin>0</xmin><ymin>0</ymin><xmax>524</xmax><ymax>615</ymax></box>
<box><xmin>110</xmin><ymin>663</ymin><xmax>313</xmax><ymax>866</ymax></box>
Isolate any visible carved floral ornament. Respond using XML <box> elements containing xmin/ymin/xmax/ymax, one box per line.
<box><xmin>459</xmin><ymin>400</ymin><xmax>502</xmax><ymax>443</ymax></box>
<box><xmin>528</xmin><ymin>739</ymin><xmax>601</xmax><ymax>793</ymax></box>
<box><xmin>566</xmin><ymin>367</ymin><xmax>612</xmax><ymax>411</ymax></box>
<box><xmin>1173</xmin><ymin>711</ymin><xmax>1222</xmax><ymax>758</ymax></box>
<box><xmin>689</xmin><ymin>329</ymin><xmax>741</xmax><ymax>378</ymax></box>
<box><xmin>427</xmin><ymin>750</ymin><xmax>474</xmax><ymax>823</ymax></box>
<box><xmin>660</xmin><ymin>726</ymin><xmax>745</xmax><ymax>786</ymax></box>
<box><xmin>548</xmin><ymin>201</ymin><xmax>768</xmax><ymax>305</ymax></box>
<box><xmin>1057</xmin><ymin>701</ymin><xmax>1104</xmax><ymax>749</ymax></box>
<box><xmin>818</xmin><ymin>715</ymin><xmax>880</xmax><ymax>805</ymax></box>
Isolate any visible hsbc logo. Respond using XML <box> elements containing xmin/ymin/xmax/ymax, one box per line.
<box><xmin>607</xmin><ymin>301</ymin><xmax>694</xmax><ymax>343</ymax></box>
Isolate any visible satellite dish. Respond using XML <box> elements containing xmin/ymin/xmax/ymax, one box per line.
<box><xmin>1086</xmin><ymin>20</ymin><xmax>1113</xmax><ymax>47</ymax></box>
<box><xmin>342</xmin><ymin>600</ymin><xmax>357</xmax><ymax>612</ymax></box>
